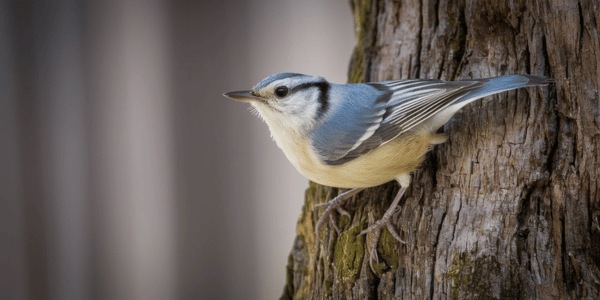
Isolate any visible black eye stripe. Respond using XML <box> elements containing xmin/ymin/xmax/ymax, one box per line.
<box><xmin>291</xmin><ymin>82</ymin><xmax>328</xmax><ymax>94</ymax></box>
<box><xmin>289</xmin><ymin>81</ymin><xmax>330</xmax><ymax>120</ymax></box>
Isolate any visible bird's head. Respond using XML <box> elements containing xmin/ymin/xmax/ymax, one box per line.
<box><xmin>224</xmin><ymin>73</ymin><xmax>330</xmax><ymax>133</ymax></box>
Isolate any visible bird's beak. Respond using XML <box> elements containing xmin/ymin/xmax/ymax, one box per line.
<box><xmin>223</xmin><ymin>90</ymin><xmax>265</xmax><ymax>103</ymax></box>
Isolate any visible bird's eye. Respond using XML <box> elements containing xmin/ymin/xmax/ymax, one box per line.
<box><xmin>274</xmin><ymin>86</ymin><xmax>289</xmax><ymax>98</ymax></box>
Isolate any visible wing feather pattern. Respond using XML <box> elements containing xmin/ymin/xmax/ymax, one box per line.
<box><xmin>311</xmin><ymin>79</ymin><xmax>483</xmax><ymax>165</ymax></box>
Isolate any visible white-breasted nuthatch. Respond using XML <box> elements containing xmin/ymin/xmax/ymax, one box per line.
<box><xmin>224</xmin><ymin>73</ymin><xmax>549</xmax><ymax>267</ymax></box>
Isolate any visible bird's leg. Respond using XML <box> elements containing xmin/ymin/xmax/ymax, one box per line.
<box><xmin>314</xmin><ymin>187</ymin><xmax>365</xmax><ymax>241</ymax></box>
<box><xmin>359</xmin><ymin>185</ymin><xmax>407</xmax><ymax>271</ymax></box>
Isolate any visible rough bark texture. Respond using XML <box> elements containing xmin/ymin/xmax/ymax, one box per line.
<box><xmin>282</xmin><ymin>0</ymin><xmax>600</xmax><ymax>299</ymax></box>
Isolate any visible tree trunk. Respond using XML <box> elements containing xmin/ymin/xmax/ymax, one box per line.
<box><xmin>281</xmin><ymin>0</ymin><xmax>600</xmax><ymax>299</ymax></box>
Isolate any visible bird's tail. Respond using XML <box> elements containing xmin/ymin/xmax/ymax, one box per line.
<box><xmin>457</xmin><ymin>75</ymin><xmax>551</xmax><ymax>105</ymax></box>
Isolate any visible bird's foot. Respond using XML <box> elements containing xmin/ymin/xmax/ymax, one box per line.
<box><xmin>314</xmin><ymin>188</ymin><xmax>364</xmax><ymax>241</ymax></box>
<box><xmin>359</xmin><ymin>185</ymin><xmax>407</xmax><ymax>272</ymax></box>
<box><xmin>360</xmin><ymin>210</ymin><xmax>406</xmax><ymax>272</ymax></box>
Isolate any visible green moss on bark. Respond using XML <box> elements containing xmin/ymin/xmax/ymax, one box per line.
<box><xmin>333</xmin><ymin>224</ymin><xmax>365</xmax><ymax>281</ymax></box>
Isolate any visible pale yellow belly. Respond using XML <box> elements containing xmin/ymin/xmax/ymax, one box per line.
<box><xmin>285</xmin><ymin>132</ymin><xmax>445</xmax><ymax>188</ymax></box>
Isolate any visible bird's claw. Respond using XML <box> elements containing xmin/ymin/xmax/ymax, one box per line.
<box><xmin>314</xmin><ymin>188</ymin><xmax>364</xmax><ymax>241</ymax></box>
<box><xmin>359</xmin><ymin>214</ymin><xmax>405</xmax><ymax>243</ymax></box>
<box><xmin>314</xmin><ymin>197</ymin><xmax>350</xmax><ymax>240</ymax></box>
<box><xmin>360</xmin><ymin>210</ymin><xmax>406</xmax><ymax>272</ymax></box>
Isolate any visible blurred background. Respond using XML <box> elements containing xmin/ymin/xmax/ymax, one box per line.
<box><xmin>0</xmin><ymin>0</ymin><xmax>353</xmax><ymax>299</ymax></box>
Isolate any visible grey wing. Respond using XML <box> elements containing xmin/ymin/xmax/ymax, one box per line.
<box><xmin>312</xmin><ymin>79</ymin><xmax>483</xmax><ymax>166</ymax></box>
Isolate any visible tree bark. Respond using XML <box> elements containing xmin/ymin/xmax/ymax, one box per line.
<box><xmin>282</xmin><ymin>0</ymin><xmax>600</xmax><ymax>299</ymax></box>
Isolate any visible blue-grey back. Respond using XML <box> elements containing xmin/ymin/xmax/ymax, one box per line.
<box><xmin>310</xmin><ymin>83</ymin><xmax>388</xmax><ymax>164</ymax></box>
<box><xmin>308</xmin><ymin>75</ymin><xmax>549</xmax><ymax>166</ymax></box>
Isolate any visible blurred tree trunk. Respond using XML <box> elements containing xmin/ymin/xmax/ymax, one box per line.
<box><xmin>282</xmin><ymin>0</ymin><xmax>600</xmax><ymax>299</ymax></box>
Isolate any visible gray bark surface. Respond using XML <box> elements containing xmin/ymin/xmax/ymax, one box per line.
<box><xmin>282</xmin><ymin>1</ymin><xmax>600</xmax><ymax>299</ymax></box>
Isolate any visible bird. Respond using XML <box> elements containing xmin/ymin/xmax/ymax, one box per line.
<box><xmin>223</xmin><ymin>72</ymin><xmax>550</xmax><ymax>269</ymax></box>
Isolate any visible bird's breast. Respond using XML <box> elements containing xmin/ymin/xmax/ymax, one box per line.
<box><xmin>269</xmin><ymin>124</ymin><xmax>441</xmax><ymax>189</ymax></box>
